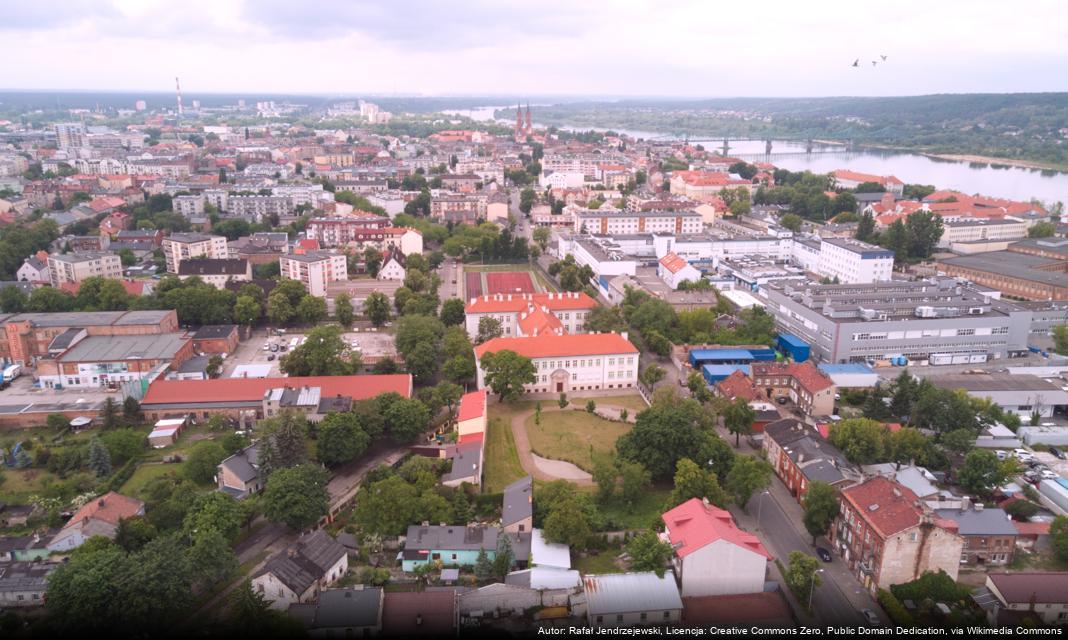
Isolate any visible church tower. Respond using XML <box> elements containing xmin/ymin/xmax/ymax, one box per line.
<box><xmin>515</xmin><ymin>103</ymin><xmax>523</xmax><ymax>140</ymax></box>
<box><xmin>525</xmin><ymin>102</ymin><xmax>532</xmax><ymax>135</ymax></box>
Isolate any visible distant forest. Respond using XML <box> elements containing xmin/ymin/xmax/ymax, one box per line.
<box><xmin>502</xmin><ymin>94</ymin><xmax>1068</xmax><ymax>169</ymax></box>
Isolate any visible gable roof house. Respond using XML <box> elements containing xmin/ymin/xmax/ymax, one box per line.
<box><xmin>252</xmin><ymin>530</ymin><xmax>349</xmax><ymax>610</ymax></box>
<box><xmin>217</xmin><ymin>442</ymin><xmax>262</xmax><ymax>499</ymax></box>
<box><xmin>47</xmin><ymin>491</ymin><xmax>145</xmax><ymax>551</ymax></box>
<box><xmin>502</xmin><ymin>476</ymin><xmax>533</xmax><ymax>533</ymax></box>
<box><xmin>662</xmin><ymin>498</ymin><xmax>772</xmax><ymax>597</ymax></box>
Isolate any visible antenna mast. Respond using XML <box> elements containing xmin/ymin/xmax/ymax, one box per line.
<box><xmin>175</xmin><ymin>76</ymin><xmax>183</xmax><ymax>133</ymax></box>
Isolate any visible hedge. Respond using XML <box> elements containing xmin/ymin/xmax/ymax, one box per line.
<box><xmin>878</xmin><ymin>588</ymin><xmax>915</xmax><ymax>627</ymax></box>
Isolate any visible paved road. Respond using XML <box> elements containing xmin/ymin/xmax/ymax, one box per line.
<box><xmin>438</xmin><ymin>257</ymin><xmax>462</xmax><ymax>302</ymax></box>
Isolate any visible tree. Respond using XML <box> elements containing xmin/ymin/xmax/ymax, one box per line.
<box><xmin>723</xmin><ymin>398</ymin><xmax>756</xmax><ymax>447</ymax></box>
<box><xmin>188</xmin><ymin>529</ymin><xmax>238</xmax><ymax>591</ymax></box>
<box><xmin>883</xmin><ymin>218</ymin><xmax>909</xmax><ymax>262</ymax></box>
<box><xmin>779</xmin><ymin>213</ymin><xmax>803</xmax><ymax>232</ymax></box>
<box><xmin>227</xmin><ymin>579</ymin><xmax>303</xmax><ymax>638</ymax></box>
<box><xmin>480</xmin><ymin>350</ymin><xmax>536</xmax><ymax>402</ymax></box>
<box><xmin>855</xmin><ymin>211</ymin><xmax>876</xmax><ymax>242</ymax></box>
<box><xmin>941</xmin><ymin>428</ymin><xmax>977</xmax><ymax>459</ymax></box>
<box><xmin>296</xmin><ymin>295</ymin><xmax>327</xmax><ymax>325</ymax></box>
<box><xmin>266</xmin><ymin>291</ymin><xmax>295</xmax><ymax>326</ymax></box>
<box><xmin>904</xmin><ymin>210</ymin><xmax>944</xmax><ymax>260</ymax></box>
<box><xmin>890</xmin><ymin>428</ymin><xmax>930</xmax><ymax>467</ymax></box>
<box><xmin>101</xmin><ymin>397</ymin><xmax>119</xmax><ymax>429</ymax></box>
<box><xmin>233</xmin><ymin>295</ymin><xmax>262</xmax><ymax>327</ymax></box>
<box><xmin>353</xmin><ymin>475</ymin><xmax>419</xmax><ymax>535</ymax></box>
<box><xmin>474</xmin><ymin>549</ymin><xmax>494</xmax><ymax>580</ymax></box>
<box><xmin>440</xmin><ymin>298</ymin><xmax>466</xmax><ymax>327</ymax></box>
<box><xmin>260</xmin><ymin>411</ymin><xmax>308</xmax><ymax>473</ymax></box>
<box><xmin>617</xmin><ymin>459</ymin><xmax>652</xmax><ymax>506</ymax></box>
<box><xmin>280</xmin><ymin>325</ymin><xmax>355</xmax><ymax>376</ymax></box>
<box><xmin>185</xmin><ymin>440</ymin><xmax>226</xmax><ymax>484</ymax></box>
<box><xmin>385</xmin><ymin>398</ymin><xmax>431</xmax><ymax>443</ymax></box>
<box><xmin>784</xmin><ymin>551</ymin><xmax>822</xmax><ymax>611</ymax></box>
<box><xmin>1029</xmin><ymin>221</ymin><xmax>1056</xmax><ymax>238</ymax></box>
<box><xmin>625</xmin><ymin>531</ymin><xmax>674</xmax><ymax>577</ymax></box>
<box><xmin>115</xmin><ymin>516</ymin><xmax>158</xmax><ymax>552</ymax></box>
<box><xmin>87</xmin><ymin>437</ymin><xmax>112</xmax><ymax>477</ymax></box>
<box><xmin>725</xmin><ymin>455</ymin><xmax>772</xmax><ymax>511</ymax></box>
<box><xmin>1051</xmin><ymin>516</ymin><xmax>1068</xmax><ymax>562</ymax></box>
<box><xmin>1005</xmin><ymin>500</ymin><xmax>1039</xmax><ymax>521</ymax></box>
<box><xmin>334</xmin><ymin>292</ymin><xmax>354</xmax><ymax>327</ymax></box>
<box><xmin>640</xmin><ymin>364</ymin><xmax>666</xmax><ymax>389</ymax></box>
<box><xmin>1053</xmin><ymin>325</ymin><xmax>1068</xmax><ymax>356</ymax></box>
<box><xmin>492</xmin><ymin>530</ymin><xmax>514</xmax><ymax>578</ymax></box>
<box><xmin>532</xmin><ymin>226</ymin><xmax>550</xmax><ymax>251</ymax></box>
<box><xmin>670</xmin><ymin>458</ymin><xmax>729</xmax><ymax>508</ymax></box>
<box><xmin>543</xmin><ymin>494</ymin><xmax>591</xmax><ymax>548</ymax></box>
<box><xmin>316</xmin><ymin>412</ymin><xmax>370</xmax><ymax>467</ymax></box>
<box><xmin>802</xmin><ymin>481</ymin><xmax>839</xmax><ymax>544</ymax></box>
<box><xmin>592</xmin><ymin>453</ymin><xmax>619</xmax><ymax>503</ymax></box>
<box><xmin>262</xmin><ymin>464</ymin><xmax>329</xmax><ymax>530</ymax></box>
<box><xmin>206</xmin><ymin>354</ymin><xmax>223</xmax><ymax>379</ymax></box>
<box><xmin>828</xmin><ymin>418</ymin><xmax>891</xmax><ymax>464</ymax></box>
<box><xmin>365</xmin><ymin>291</ymin><xmax>391</xmax><ymax>326</ymax></box>
<box><xmin>477</xmin><ymin>316</ymin><xmax>503</xmax><ymax>344</ymax></box>
<box><xmin>101</xmin><ymin>428</ymin><xmax>145</xmax><ymax>465</ymax></box>
<box><xmin>617</xmin><ymin>397</ymin><xmax>722</xmax><ymax>480</ymax></box>
<box><xmin>958</xmin><ymin>449</ymin><xmax>1012</xmax><ymax>495</ymax></box>
<box><xmin>183</xmin><ymin>491</ymin><xmax>245</xmax><ymax>543</ymax></box>
<box><xmin>122</xmin><ymin>396</ymin><xmax>142</xmax><ymax>425</ymax></box>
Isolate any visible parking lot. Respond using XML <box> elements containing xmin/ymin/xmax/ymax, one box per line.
<box><xmin>218</xmin><ymin>327</ymin><xmax>398</xmax><ymax>378</ymax></box>
<box><xmin>0</xmin><ymin>371</ymin><xmax>123</xmax><ymax>405</ymax></box>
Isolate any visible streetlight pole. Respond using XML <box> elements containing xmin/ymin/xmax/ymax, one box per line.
<box><xmin>807</xmin><ymin>568</ymin><xmax>825</xmax><ymax>612</ymax></box>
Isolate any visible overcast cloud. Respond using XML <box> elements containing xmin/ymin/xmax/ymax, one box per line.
<box><xmin>2</xmin><ymin>0</ymin><xmax>1066</xmax><ymax>97</ymax></box>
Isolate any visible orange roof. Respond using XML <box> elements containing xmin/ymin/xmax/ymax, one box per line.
<box><xmin>517</xmin><ymin>305</ymin><xmax>563</xmax><ymax>336</ymax></box>
<box><xmin>466</xmin><ymin>291</ymin><xmax>596</xmax><ymax>314</ymax></box>
<box><xmin>674</xmin><ymin>170</ymin><xmax>747</xmax><ymax>187</ymax></box>
<box><xmin>659</xmin><ymin>252</ymin><xmax>690</xmax><ymax>275</ymax></box>
<box><xmin>457</xmin><ymin>390</ymin><xmax>487</xmax><ymax>423</ymax></box>
<box><xmin>662</xmin><ymin>498</ymin><xmax>772</xmax><ymax>560</ymax></box>
<box><xmin>61</xmin><ymin>492</ymin><xmax>143</xmax><ymax>530</ymax></box>
<box><xmin>474</xmin><ymin>333</ymin><xmax>637</xmax><ymax>360</ymax></box>
<box><xmin>832</xmin><ymin>169</ymin><xmax>903</xmax><ymax>186</ymax></box>
<box><xmin>59</xmin><ymin>279</ymin><xmax>149</xmax><ymax>297</ymax></box>
<box><xmin>716</xmin><ymin>370</ymin><xmax>757</xmax><ymax>401</ymax></box>
<box><xmin>142</xmin><ymin>374</ymin><xmax>411</xmax><ymax>405</ymax></box>
<box><xmin>457</xmin><ymin>432</ymin><xmax>484</xmax><ymax>444</ymax></box>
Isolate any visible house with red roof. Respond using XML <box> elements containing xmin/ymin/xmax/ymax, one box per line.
<box><xmin>669</xmin><ymin>170</ymin><xmax>754</xmax><ymax>201</ymax></box>
<box><xmin>661</xmin><ymin>498</ymin><xmax>772</xmax><ymax>597</ymax></box>
<box><xmin>464</xmin><ymin>291</ymin><xmax>597</xmax><ymax>340</ymax></box>
<box><xmin>456</xmin><ymin>390</ymin><xmax>487</xmax><ymax>445</ymax></box>
<box><xmin>474</xmin><ymin>332</ymin><xmax>639</xmax><ymax>396</ymax></box>
<box><xmin>831</xmin><ymin>170</ymin><xmax>904</xmax><ymax>195</ymax></box>
<box><xmin>749</xmin><ymin>362</ymin><xmax>836</xmax><ymax>417</ymax></box>
<box><xmin>658</xmin><ymin>252</ymin><xmax>702</xmax><ymax>290</ymax></box>
<box><xmin>830</xmin><ymin>476</ymin><xmax>963</xmax><ymax>594</ymax></box>
<box><xmin>99</xmin><ymin>210</ymin><xmax>131</xmax><ymax>237</ymax></box>
<box><xmin>47</xmin><ymin>492</ymin><xmax>145</xmax><ymax>551</ymax></box>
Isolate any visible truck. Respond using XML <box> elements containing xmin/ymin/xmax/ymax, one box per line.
<box><xmin>3</xmin><ymin>364</ymin><xmax>21</xmax><ymax>382</ymax></box>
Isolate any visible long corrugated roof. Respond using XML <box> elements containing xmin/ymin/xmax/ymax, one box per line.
<box><xmin>142</xmin><ymin>374</ymin><xmax>411</xmax><ymax>405</ymax></box>
<box><xmin>584</xmin><ymin>572</ymin><xmax>683</xmax><ymax>615</ymax></box>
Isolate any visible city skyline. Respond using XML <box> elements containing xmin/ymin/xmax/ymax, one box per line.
<box><xmin>3</xmin><ymin>0</ymin><xmax>1067</xmax><ymax>97</ymax></box>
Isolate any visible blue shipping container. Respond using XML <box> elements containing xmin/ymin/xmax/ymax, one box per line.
<box><xmin>689</xmin><ymin>349</ymin><xmax>756</xmax><ymax>367</ymax></box>
<box><xmin>777</xmin><ymin>334</ymin><xmax>811</xmax><ymax>363</ymax></box>
<box><xmin>701</xmin><ymin>364</ymin><xmax>751</xmax><ymax>385</ymax></box>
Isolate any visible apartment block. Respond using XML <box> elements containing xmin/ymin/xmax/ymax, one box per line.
<box><xmin>279</xmin><ymin>253</ymin><xmax>348</xmax><ymax>297</ymax></box>
<box><xmin>162</xmin><ymin>233</ymin><xmax>229</xmax><ymax>273</ymax></box>
<box><xmin>47</xmin><ymin>252</ymin><xmax>122</xmax><ymax>286</ymax></box>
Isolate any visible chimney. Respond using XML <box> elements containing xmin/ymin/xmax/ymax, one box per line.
<box><xmin>961</xmin><ymin>496</ymin><xmax>972</xmax><ymax>513</ymax></box>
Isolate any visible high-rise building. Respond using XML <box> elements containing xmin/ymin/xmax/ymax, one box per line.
<box><xmin>54</xmin><ymin>123</ymin><xmax>87</xmax><ymax>149</ymax></box>
<box><xmin>135</xmin><ymin>100</ymin><xmax>147</xmax><ymax>111</ymax></box>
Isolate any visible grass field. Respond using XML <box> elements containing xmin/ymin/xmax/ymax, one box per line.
<box><xmin>573</xmin><ymin>549</ymin><xmax>623</xmax><ymax>575</ymax></box>
<box><xmin>0</xmin><ymin>468</ymin><xmax>57</xmax><ymax>502</ymax></box>
<box><xmin>592</xmin><ymin>395</ymin><xmax>649</xmax><ymax>414</ymax></box>
<box><xmin>525</xmin><ymin>410</ymin><xmax>632</xmax><ymax>472</ymax></box>
<box><xmin>593</xmin><ymin>485</ymin><xmax>672</xmax><ymax>530</ymax></box>
<box><xmin>484</xmin><ymin>403</ymin><xmax>532</xmax><ymax>493</ymax></box>
<box><xmin>121</xmin><ymin>462</ymin><xmax>185</xmax><ymax>498</ymax></box>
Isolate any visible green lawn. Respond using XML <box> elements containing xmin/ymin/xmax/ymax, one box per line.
<box><xmin>574</xmin><ymin>548</ymin><xmax>623</xmax><ymax>575</ymax></box>
<box><xmin>121</xmin><ymin>462</ymin><xmax>185</xmax><ymax>498</ymax></box>
<box><xmin>0</xmin><ymin>468</ymin><xmax>57</xmax><ymax>502</ymax></box>
<box><xmin>593</xmin><ymin>486</ymin><xmax>671</xmax><ymax>530</ymax></box>
<box><xmin>526</xmin><ymin>410</ymin><xmax>632</xmax><ymax>472</ymax></box>
<box><xmin>484</xmin><ymin>418</ymin><xmax>526</xmax><ymax>494</ymax></box>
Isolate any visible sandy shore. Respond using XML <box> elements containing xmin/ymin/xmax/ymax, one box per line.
<box><xmin>921</xmin><ymin>153</ymin><xmax>1063</xmax><ymax>172</ymax></box>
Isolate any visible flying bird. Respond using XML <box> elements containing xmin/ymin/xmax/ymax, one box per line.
<box><xmin>852</xmin><ymin>59</ymin><xmax>859</xmax><ymax>67</ymax></box>
<box><xmin>872</xmin><ymin>60</ymin><xmax>878</xmax><ymax>66</ymax></box>
<box><xmin>880</xmin><ymin>54</ymin><xmax>888</xmax><ymax>61</ymax></box>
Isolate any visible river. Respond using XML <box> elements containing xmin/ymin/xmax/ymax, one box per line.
<box><xmin>440</xmin><ymin>107</ymin><xmax>1068</xmax><ymax>204</ymax></box>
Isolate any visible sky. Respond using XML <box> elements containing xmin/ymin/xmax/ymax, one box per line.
<box><xmin>3</xmin><ymin>0</ymin><xmax>1067</xmax><ymax>98</ymax></box>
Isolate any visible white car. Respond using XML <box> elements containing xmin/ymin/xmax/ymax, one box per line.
<box><xmin>1014</xmin><ymin>448</ymin><xmax>1035</xmax><ymax>460</ymax></box>
<box><xmin>262</xmin><ymin>343</ymin><xmax>271</xmax><ymax>351</ymax></box>
<box><xmin>1041</xmin><ymin>470</ymin><xmax>1060</xmax><ymax>480</ymax></box>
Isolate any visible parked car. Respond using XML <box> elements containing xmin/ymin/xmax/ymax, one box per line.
<box><xmin>267</xmin><ymin>354</ymin><xmax>276</xmax><ymax>361</ymax></box>
<box><xmin>816</xmin><ymin>547</ymin><xmax>833</xmax><ymax>562</ymax></box>
<box><xmin>995</xmin><ymin>450</ymin><xmax>1008</xmax><ymax>461</ymax></box>
<box><xmin>776</xmin><ymin>396</ymin><xmax>788</xmax><ymax>405</ymax></box>
<box><xmin>1041</xmin><ymin>469</ymin><xmax>1060</xmax><ymax>480</ymax></box>
<box><xmin>262</xmin><ymin>343</ymin><xmax>271</xmax><ymax>351</ymax></box>
<box><xmin>862</xmin><ymin>610</ymin><xmax>881</xmax><ymax>626</ymax></box>
<box><xmin>1014</xmin><ymin>448</ymin><xmax>1035</xmax><ymax>461</ymax></box>
<box><xmin>1050</xmin><ymin>446</ymin><xmax>1066</xmax><ymax>460</ymax></box>
<box><xmin>269</xmin><ymin>343</ymin><xmax>279</xmax><ymax>352</ymax></box>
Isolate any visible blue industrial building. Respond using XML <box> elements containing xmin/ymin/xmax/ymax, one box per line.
<box><xmin>776</xmin><ymin>334</ymin><xmax>810</xmax><ymax>363</ymax></box>
<box><xmin>701</xmin><ymin>364</ymin><xmax>751</xmax><ymax>385</ymax></box>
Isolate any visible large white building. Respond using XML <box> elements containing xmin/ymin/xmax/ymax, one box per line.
<box><xmin>162</xmin><ymin>233</ymin><xmax>229</xmax><ymax>273</ymax></box>
<box><xmin>279</xmin><ymin>252</ymin><xmax>348</xmax><ymax>297</ymax></box>
<box><xmin>54</xmin><ymin>123</ymin><xmax>88</xmax><ymax>150</ymax></box>
<box><xmin>792</xmin><ymin>237</ymin><xmax>895</xmax><ymax>284</ymax></box>
<box><xmin>661</xmin><ymin>498</ymin><xmax>772</xmax><ymax>597</ymax></box>
<box><xmin>573</xmin><ymin>210</ymin><xmax>703</xmax><ymax>235</ymax></box>
<box><xmin>47</xmin><ymin>252</ymin><xmax>123</xmax><ymax>286</ymax></box>
<box><xmin>938</xmin><ymin>218</ymin><xmax>1029</xmax><ymax>249</ymax></box>
<box><xmin>657</xmin><ymin>252</ymin><xmax>702</xmax><ymax>289</ymax></box>
<box><xmin>474</xmin><ymin>332</ymin><xmax>639</xmax><ymax>395</ymax></box>
<box><xmin>464</xmin><ymin>292</ymin><xmax>598</xmax><ymax>339</ymax></box>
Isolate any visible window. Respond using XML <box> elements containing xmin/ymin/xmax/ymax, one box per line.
<box><xmin>640</xmin><ymin>613</ymin><xmax>647</xmax><ymax>621</ymax></box>
<box><xmin>597</xmin><ymin>616</ymin><xmax>603</xmax><ymax>624</ymax></box>
<box><xmin>663</xmin><ymin>611</ymin><xmax>671</xmax><ymax>620</ymax></box>
<box><xmin>616</xmin><ymin>615</ymin><xmax>623</xmax><ymax>622</ymax></box>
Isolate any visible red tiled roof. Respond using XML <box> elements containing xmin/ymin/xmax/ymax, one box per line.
<box><xmin>466</xmin><ymin>291</ymin><xmax>597</xmax><ymax>314</ymax></box>
<box><xmin>59</xmin><ymin>279</ymin><xmax>149</xmax><ymax>296</ymax></box>
<box><xmin>673</xmin><ymin>170</ymin><xmax>748</xmax><ymax>187</ymax></box>
<box><xmin>142</xmin><ymin>374</ymin><xmax>412</xmax><ymax>405</ymax></box>
<box><xmin>662</xmin><ymin>498</ymin><xmax>772</xmax><ymax>560</ymax></box>
<box><xmin>61</xmin><ymin>492</ymin><xmax>143</xmax><ymax>530</ymax></box>
<box><xmin>1013</xmin><ymin>521</ymin><xmax>1050</xmax><ymax>537</ymax></box>
<box><xmin>457</xmin><ymin>390</ymin><xmax>487</xmax><ymax>423</ymax></box>
<box><xmin>750</xmin><ymin>362</ymin><xmax>834</xmax><ymax>394</ymax></box>
<box><xmin>840</xmin><ymin>476</ymin><xmax>923</xmax><ymax>539</ymax></box>
<box><xmin>716</xmin><ymin>370</ymin><xmax>757</xmax><ymax>401</ymax></box>
<box><xmin>659</xmin><ymin>252</ymin><xmax>690</xmax><ymax>274</ymax></box>
<box><xmin>474</xmin><ymin>332</ymin><xmax>638</xmax><ymax>360</ymax></box>
<box><xmin>832</xmin><ymin>169</ymin><xmax>903</xmax><ymax>186</ymax></box>
<box><xmin>457</xmin><ymin>432</ymin><xmax>484</xmax><ymax>445</ymax></box>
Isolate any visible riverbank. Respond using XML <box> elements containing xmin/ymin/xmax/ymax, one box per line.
<box><xmin>920</xmin><ymin>152</ymin><xmax>1066</xmax><ymax>173</ymax></box>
